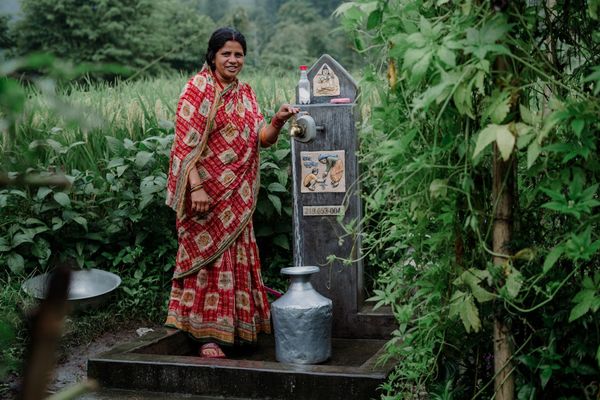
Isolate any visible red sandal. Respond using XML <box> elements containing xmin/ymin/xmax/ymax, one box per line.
<box><xmin>199</xmin><ymin>342</ymin><xmax>226</xmax><ymax>359</ymax></box>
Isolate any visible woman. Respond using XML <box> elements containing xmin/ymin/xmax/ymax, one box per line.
<box><xmin>165</xmin><ymin>27</ymin><xmax>299</xmax><ymax>358</ymax></box>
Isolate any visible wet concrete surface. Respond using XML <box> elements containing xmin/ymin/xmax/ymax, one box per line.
<box><xmin>88</xmin><ymin>328</ymin><xmax>394</xmax><ymax>400</ymax></box>
<box><xmin>79</xmin><ymin>388</ymin><xmax>253</xmax><ymax>400</ymax></box>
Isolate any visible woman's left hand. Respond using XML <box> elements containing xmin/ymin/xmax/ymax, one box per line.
<box><xmin>275</xmin><ymin>104</ymin><xmax>300</xmax><ymax>122</ymax></box>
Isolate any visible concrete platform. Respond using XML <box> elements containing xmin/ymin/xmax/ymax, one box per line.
<box><xmin>79</xmin><ymin>388</ymin><xmax>253</xmax><ymax>400</ymax></box>
<box><xmin>88</xmin><ymin>328</ymin><xmax>394</xmax><ymax>400</ymax></box>
<box><xmin>79</xmin><ymin>388</ymin><xmax>251</xmax><ymax>400</ymax></box>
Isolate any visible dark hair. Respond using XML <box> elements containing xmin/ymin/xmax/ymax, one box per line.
<box><xmin>205</xmin><ymin>27</ymin><xmax>247</xmax><ymax>70</ymax></box>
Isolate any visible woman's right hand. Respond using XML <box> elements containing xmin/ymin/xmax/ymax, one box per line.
<box><xmin>191</xmin><ymin>188</ymin><xmax>211</xmax><ymax>214</ymax></box>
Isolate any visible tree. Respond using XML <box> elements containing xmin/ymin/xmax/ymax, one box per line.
<box><xmin>12</xmin><ymin>0</ymin><xmax>213</xmax><ymax>75</ymax></box>
<box><xmin>260</xmin><ymin>1</ymin><xmax>355</xmax><ymax>69</ymax></box>
<box><xmin>0</xmin><ymin>14</ymin><xmax>15</xmax><ymax>59</ymax></box>
<box><xmin>161</xmin><ymin>6</ymin><xmax>215</xmax><ymax>72</ymax></box>
<box><xmin>306</xmin><ymin>0</ymin><xmax>342</xmax><ymax>18</ymax></box>
<box><xmin>191</xmin><ymin>0</ymin><xmax>231</xmax><ymax>23</ymax></box>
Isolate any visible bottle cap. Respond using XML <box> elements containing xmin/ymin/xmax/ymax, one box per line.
<box><xmin>299</xmin><ymin>65</ymin><xmax>307</xmax><ymax>70</ymax></box>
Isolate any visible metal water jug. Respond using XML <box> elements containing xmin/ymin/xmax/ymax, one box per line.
<box><xmin>271</xmin><ymin>266</ymin><xmax>332</xmax><ymax>364</ymax></box>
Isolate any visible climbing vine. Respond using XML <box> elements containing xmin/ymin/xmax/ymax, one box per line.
<box><xmin>338</xmin><ymin>0</ymin><xmax>600</xmax><ymax>398</ymax></box>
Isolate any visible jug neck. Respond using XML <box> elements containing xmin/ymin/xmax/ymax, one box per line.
<box><xmin>288</xmin><ymin>274</ymin><xmax>315</xmax><ymax>291</ymax></box>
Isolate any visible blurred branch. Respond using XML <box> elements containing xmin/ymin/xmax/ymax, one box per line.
<box><xmin>19</xmin><ymin>266</ymin><xmax>71</xmax><ymax>400</ymax></box>
<box><xmin>0</xmin><ymin>172</ymin><xmax>71</xmax><ymax>189</ymax></box>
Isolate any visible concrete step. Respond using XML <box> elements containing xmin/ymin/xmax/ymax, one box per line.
<box><xmin>88</xmin><ymin>328</ymin><xmax>394</xmax><ymax>400</ymax></box>
<box><xmin>80</xmin><ymin>388</ymin><xmax>252</xmax><ymax>400</ymax></box>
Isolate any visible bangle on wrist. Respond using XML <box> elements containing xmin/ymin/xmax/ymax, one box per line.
<box><xmin>190</xmin><ymin>182</ymin><xmax>203</xmax><ymax>192</ymax></box>
<box><xmin>270</xmin><ymin>116</ymin><xmax>286</xmax><ymax>130</ymax></box>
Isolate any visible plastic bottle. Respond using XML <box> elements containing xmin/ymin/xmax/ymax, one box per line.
<box><xmin>298</xmin><ymin>65</ymin><xmax>310</xmax><ymax>104</ymax></box>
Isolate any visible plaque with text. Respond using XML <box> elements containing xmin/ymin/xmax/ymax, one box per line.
<box><xmin>303</xmin><ymin>205</ymin><xmax>344</xmax><ymax>216</ymax></box>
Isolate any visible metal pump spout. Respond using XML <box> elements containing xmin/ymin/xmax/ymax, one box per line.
<box><xmin>289</xmin><ymin>112</ymin><xmax>323</xmax><ymax>143</ymax></box>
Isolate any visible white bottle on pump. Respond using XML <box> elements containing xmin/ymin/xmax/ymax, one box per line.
<box><xmin>298</xmin><ymin>65</ymin><xmax>310</xmax><ymax>104</ymax></box>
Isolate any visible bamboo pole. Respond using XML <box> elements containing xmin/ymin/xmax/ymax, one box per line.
<box><xmin>490</xmin><ymin>30</ymin><xmax>516</xmax><ymax>394</ymax></box>
<box><xmin>492</xmin><ymin>145</ymin><xmax>516</xmax><ymax>400</ymax></box>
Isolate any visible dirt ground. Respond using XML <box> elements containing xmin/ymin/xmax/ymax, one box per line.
<box><xmin>0</xmin><ymin>321</ymin><xmax>161</xmax><ymax>398</ymax></box>
<box><xmin>49</xmin><ymin>323</ymin><xmax>162</xmax><ymax>394</ymax></box>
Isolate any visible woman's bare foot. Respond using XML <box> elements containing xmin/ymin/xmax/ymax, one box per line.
<box><xmin>199</xmin><ymin>342</ymin><xmax>226</xmax><ymax>358</ymax></box>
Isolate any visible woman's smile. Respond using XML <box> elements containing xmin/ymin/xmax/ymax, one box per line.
<box><xmin>214</xmin><ymin>41</ymin><xmax>245</xmax><ymax>84</ymax></box>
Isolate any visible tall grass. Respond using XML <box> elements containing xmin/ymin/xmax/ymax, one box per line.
<box><xmin>4</xmin><ymin>69</ymin><xmax>297</xmax><ymax>173</ymax></box>
<box><xmin>0</xmin><ymin>68</ymin><xmax>301</xmax><ymax>382</ymax></box>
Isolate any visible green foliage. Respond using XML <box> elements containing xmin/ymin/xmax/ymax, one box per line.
<box><xmin>255</xmin><ymin>135</ymin><xmax>293</xmax><ymax>289</ymax></box>
<box><xmin>0</xmin><ymin>278</ymin><xmax>23</xmax><ymax>381</ymax></box>
<box><xmin>12</xmin><ymin>0</ymin><xmax>214</xmax><ymax>75</ymax></box>
<box><xmin>259</xmin><ymin>0</ymin><xmax>355</xmax><ymax>69</ymax></box>
<box><xmin>0</xmin><ymin>14</ymin><xmax>14</xmax><ymax>56</ymax></box>
<box><xmin>5</xmin><ymin>0</ymin><xmax>356</xmax><ymax>74</ymax></box>
<box><xmin>159</xmin><ymin>8</ymin><xmax>215</xmax><ymax>72</ymax></box>
<box><xmin>0</xmin><ymin>58</ymin><xmax>296</xmax><ymax>379</ymax></box>
<box><xmin>340</xmin><ymin>0</ymin><xmax>600</xmax><ymax>398</ymax></box>
<box><xmin>0</xmin><ymin>128</ymin><xmax>176</xmax><ymax>285</ymax></box>
<box><xmin>1</xmin><ymin>68</ymin><xmax>296</xmax><ymax>278</ymax></box>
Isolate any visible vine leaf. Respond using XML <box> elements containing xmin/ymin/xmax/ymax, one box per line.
<box><xmin>453</xmin><ymin>82</ymin><xmax>474</xmax><ymax>118</ymax></box>
<box><xmin>403</xmin><ymin>47</ymin><xmax>428</xmax><ymax>70</ymax></box>
<box><xmin>504</xmin><ymin>268</ymin><xmax>523</xmax><ymax>299</ymax></box>
<box><xmin>527</xmin><ymin>140</ymin><xmax>541</xmax><ymax>169</ymax></box>
<box><xmin>473</xmin><ymin>124</ymin><xmax>498</xmax><ymax>158</ymax></box>
<box><xmin>367</xmin><ymin>9</ymin><xmax>382</xmax><ymax>30</ymax></box>
<box><xmin>569</xmin><ymin>275</ymin><xmax>600</xmax><ymax>322</ymax></box>
<box><xmin>496</xmin><ymin>125</ymin><xmax>515</xmax><ymax>160</ymax></box>
<box><xmin>540</xmin><ymin>367</ymin><xmax>553</xmax><ymax>389</ymax></box>
<box><xmin>569</xmin><ymin>293</ymin><xmax>593</xmax><ymax>322</ymax></box>
<box><xmin>484</xmin><ymin>90</ymin><xmax>511</xmax><ymax>124</ymax></box>
<box><xmin>429</xmin><ymin>179</ymin><xmax>448</xmax><ymax>199</ymax></box>
<box><xmin>473</xmin><ymin>123</ymin><xmax>515</xmax><ymax>160</ymax></box>
<box><xmin>543</xmin><ymin>245</ymin><xmax>564</xmax><ymax>273</ymax></box>
<box><xmin>454</xmin><ymin>268</ymin><xmax>495</xmax><ymax>303</ymax></box>
<box><xmin>449</xmin><ymin>290</ymin><xmax>481</xmax><ymax>332</ymax></box>
<box><xmin>519</xmin><ymin>104</ymin><xmax>538</xmax><ymax>126</ymax></box>
<box><xmin>410</xmin><ymin>51</ymin><xmax>432</xmax><ymax>85</ymax></box>
<box><xmin>437</xmin><ymin>45</ymin><xmax>456</xmax><ymax>67</ymax></box>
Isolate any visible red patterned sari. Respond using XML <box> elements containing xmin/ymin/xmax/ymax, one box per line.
<box><xmin>165</xmin><ymin>65</ymin><xmax>271</xmax><ymax>345</ymax></box>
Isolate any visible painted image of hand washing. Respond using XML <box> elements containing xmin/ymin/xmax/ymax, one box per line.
<box><xmin>300</xmin><ymin>150</ymin><xmax>345</xmax><ymax>193</ymax></box>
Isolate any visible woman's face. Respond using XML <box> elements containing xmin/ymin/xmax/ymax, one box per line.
<box><xmin>213</xmin><ymin>40</ymin><xmax>245</xmax><ymax>84</ymax></box>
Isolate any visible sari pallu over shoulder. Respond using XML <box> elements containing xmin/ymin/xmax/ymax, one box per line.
<box><xmin>166</xmin><ymin>65</ymin><xmax>219</xmax><ymax>216</ymax></box>
<box><xmin>166</xmin><ymin>65</ymin><xmax>266</xmax><ymax>279</ymax></box>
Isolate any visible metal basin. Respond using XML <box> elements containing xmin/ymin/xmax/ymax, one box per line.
<box><xmin>22</xmin><ymin>268</ymin><xmax>121</xmax><ymax>310</ymax></box>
